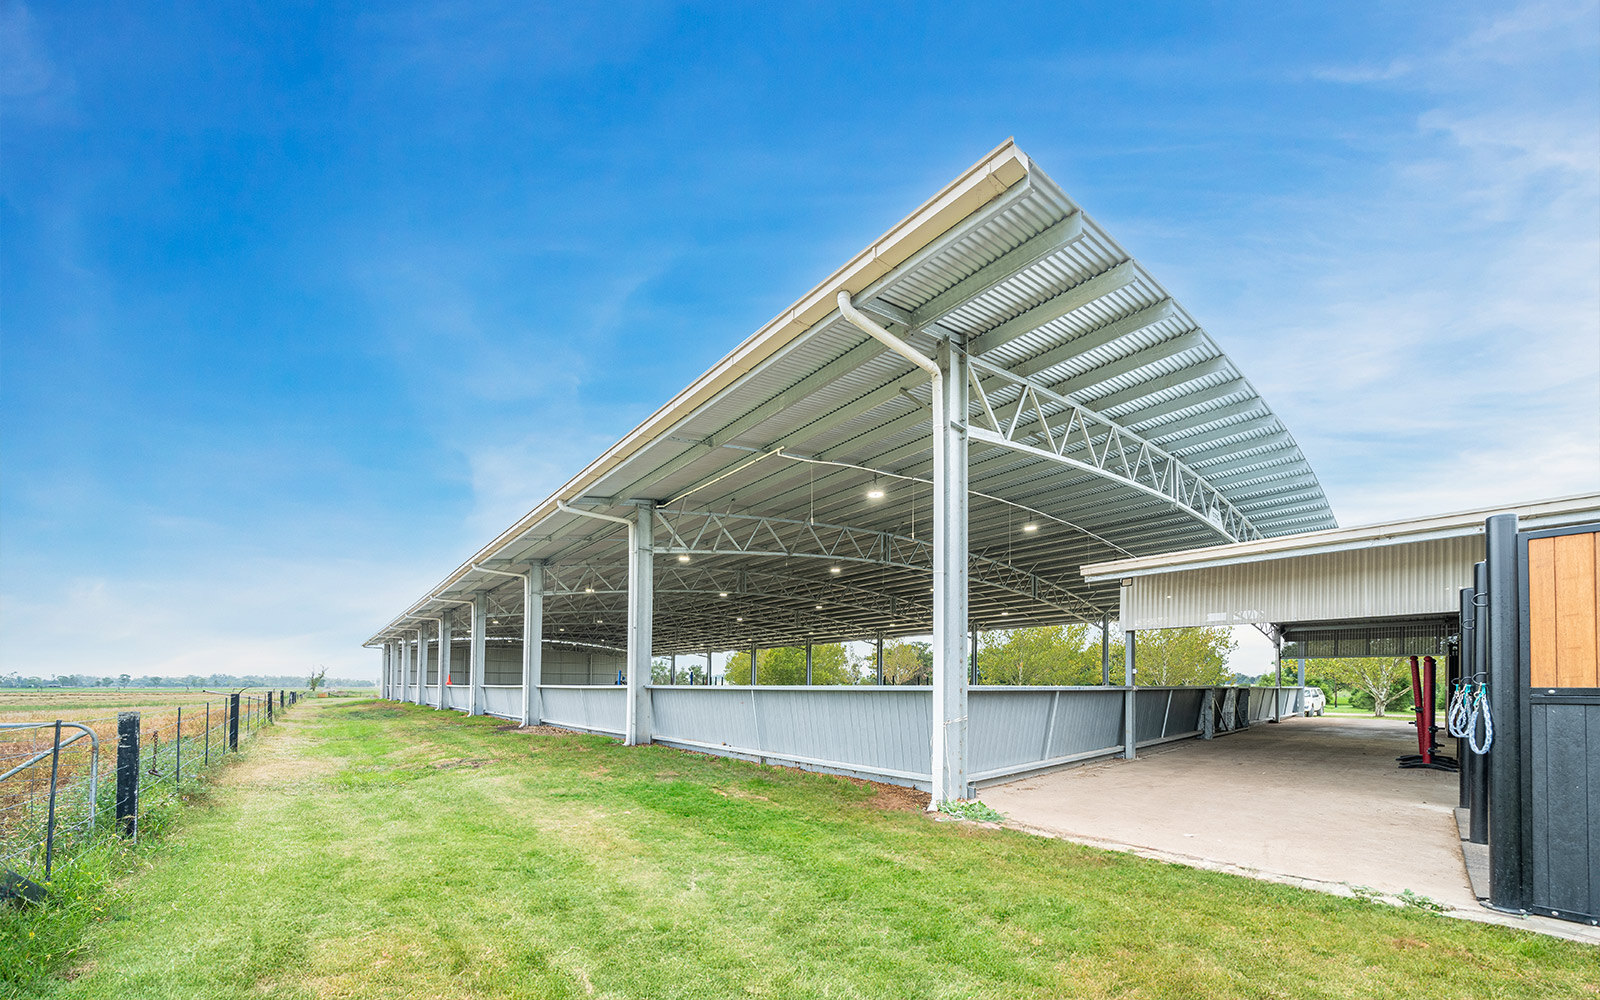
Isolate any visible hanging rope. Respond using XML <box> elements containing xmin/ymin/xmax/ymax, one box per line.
<box><xmin>1447</xmin><ymin>680</ymin><xmax>1471</xmax><ymax>738</ymax></box>
<box><xmin>1466</xmin><ymin>682</ymin><xmax>1494</xmax><ymax>755</ymax></box>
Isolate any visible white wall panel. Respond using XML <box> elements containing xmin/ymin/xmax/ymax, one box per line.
<box><xmin>1121</xmin><ymin>535</ymin><xmax>1481</xmax><ymax>630</ymax></box>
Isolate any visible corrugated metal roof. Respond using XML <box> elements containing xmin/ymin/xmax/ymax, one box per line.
<box><xmin>368</xmin><ymin>142</ymin><xmax>1340</xmax><ymax>652</ymax></box>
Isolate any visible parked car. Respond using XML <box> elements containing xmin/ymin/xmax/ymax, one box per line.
<box><xmin>1302</xmin><ymin>688</ymin><xmax>1327</xmax><ymax>716</ymax></box>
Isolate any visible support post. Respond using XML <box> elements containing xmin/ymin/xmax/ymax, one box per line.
<box><xmin>381</xmin><ymin>643</ymin><xmax>390</xmax><ymax>698</ymax></box>
<box><xmin>1273</xmin><ymin>639</ymin><xmax>1283</xmax><ymax>721</ymax></box>
<box><xmin>1297</xmin><ymin>654</ymin><xmax>1306</xmax><ymax>688</ymax></box>
<box><xmin>625</xmin><ymin>502</ymin><xmax>654</xmax><ymax>745</ymax></box>
<box><xmin>416</xmin><ymin>626</ymin><xmax>429</xmax><ymax>705</ymax></box>
<box><xmin>1123</xmin><ymin>631</ymin><xmax>1137</xmax><ymax>759</ymax></box>
<box><xmin>805</xmin><ymin>642</ymin><xmax>812</xmax><ymax>685</ymax></box>
<box><xmin>265</xmin><ymin>694</ymin><xmax>272</xmax><ymax>724</ymax></box>
<box><xmin>875</xmin><ymin>636</ymin><xmax>884</xmax><ymax>685</ymax></box>
<box><xmin>522</xmin><ymin>561</ymin><xmax>544</xmax><ymax>727</ymax></box>
<box><xmin>930</xmin><ymin>338</ymin><xmax>970</xmax><ymax>806</ymax></box>
<box><xmin>1100</xmin><ymin>615</ymin><xmax>1111</xmax><ymax>686</ymax></box>
<box><xmin>400</xmin><ymin>639</ymin><xmax>412</xmax><ymax>705</ymax></box>
<box><xmin>228</xmin><ymin>693</ymin><xmax>240</xmax><ymax>750</ymax></box>
<box><xmin>116</xmin><ymin>711</ymin><xmax>139</xmax><ymax>839</ymax></box>
<box><xmin>438</xmin><ymin>615</ymin><xmax>452</xmax><ymax>710</ymax></box>
<box><xmin>1485</xmin><ymin>515</ymin><xmax>1527</xmax><ymax>910</ymax></box>
<box><xmin>470</xmin><ymin>594</ymin><xmax>487</xmax><ymax>716</ymax></box>
<box><xmin>970</xmin><ymin>628</ymin><xmax>978</xmax><ymax>685</ymax></box>
<box><xmin>750</xmin><ymin>645</ymin><xmax>758</xmax><ymax>685</ymax></box>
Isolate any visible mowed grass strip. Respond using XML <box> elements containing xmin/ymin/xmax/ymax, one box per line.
<box><xmin>26</xmin><ymin>699</ymin><xmax>1595</xmax><ymax>1000</ymax></box>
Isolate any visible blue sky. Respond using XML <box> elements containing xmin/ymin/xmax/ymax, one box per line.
<box><xmin>3</xmin><ymin>1</ymin><xmax>1597</xmax><ymax>680</ymax></box>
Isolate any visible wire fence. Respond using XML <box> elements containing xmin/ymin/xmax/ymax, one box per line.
<box><xmin>0</xmin><ymin>690</ymin><xmax>302</xmax><ymax>886</ymax></box>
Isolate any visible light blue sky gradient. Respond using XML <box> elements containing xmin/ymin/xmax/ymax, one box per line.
<box><xmin>3</xmin><ymin>1</ymin><xmax>1596</xmax><ymax>679</ymax></box>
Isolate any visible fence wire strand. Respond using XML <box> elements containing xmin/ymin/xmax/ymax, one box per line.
<box><xmin>0</xmin><ymin>691</ymin><xmax>299</xmax><ymax>874</ymax></box>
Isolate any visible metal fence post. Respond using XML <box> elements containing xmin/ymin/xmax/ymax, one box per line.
<box><xmin>229</xmin><ymin>694</ymin><xmax>240</xmax><ymax>751</ymax></box>
<box><xmin>205</xmin><ymin>702</ymin><xmax>210</xmax><ymax>766</ymax></box>
<box><xmin>116</xmin><ymin>711</ymin><xmax>139</xmax><ymax>839</ymax></box>
<box><xmin>267</xmin><ymin>693</ymin><xmax>274</xmax><ymax>724</ymax></box>
<box><xmin>43</xmin><ymin>720</ymin><xmax>62</xmax><ymax>879</ymax></box>
<box><xmin>175</xmin><ymin>707</ymin><xmax>182</xmax><ymax>786</ymax></box>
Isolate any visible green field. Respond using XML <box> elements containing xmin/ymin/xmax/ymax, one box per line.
<box><xmin>3</xmin><ymin>699</ymin><xmax>1590</xmax><ymax>999</ymax></box>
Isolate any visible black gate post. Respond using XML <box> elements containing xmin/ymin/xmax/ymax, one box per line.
<box><xmin>228</xmin><ymin>694</ymin><xmax>241</xmax><ymax>751</ymax></box>
<box><xmin>266</xmin><ymin>693</ymin><xmax>274</xmax><ymax>724</ymax></box>
<box><xmin>1485</xmin><ymin>513</ymin><xmax>1528</xmax><ymax>911</ymax></box>
<box><xmin>116</xmin><ymin>711</ymin><xmax>140</xmax><ymax>838</ymax></box>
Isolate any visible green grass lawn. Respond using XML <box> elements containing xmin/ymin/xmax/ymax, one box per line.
<box><xmin>5</xmin><ymin>699</ymin><xmax>1592</xmax><ymax>999</ymax></box>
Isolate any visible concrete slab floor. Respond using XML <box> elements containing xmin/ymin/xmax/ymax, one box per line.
<box><xmin>985</xmin><ymin>714</ymin><xmax>1600</xmax><ymax>945</ymax></box>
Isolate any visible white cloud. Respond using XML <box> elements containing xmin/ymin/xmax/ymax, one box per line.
<box><xmin>1235</xmin><ymin>3</ymin><xmax>1600</xmax><ymax>524</ymax></box>
<box><xmin>0</xmin><ymin>552</ymin><xmax>428</xmax><ymax>681</ymax></box>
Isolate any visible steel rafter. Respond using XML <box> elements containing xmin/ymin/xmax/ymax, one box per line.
<box><xmin>963</xmin><ymin>356</ymin><xmax>1261</xmax><ymax>544</ymax></box>
<box><xmin>652</xmin><ymin>508</ymin><xmax>1102</xmax><ymax>621</ymax></box>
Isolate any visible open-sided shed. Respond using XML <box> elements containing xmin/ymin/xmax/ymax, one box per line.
<box><xmin>366</xmin><ymin>141</ymin><xmax>1331</xmax><ymax>805</ymax></box>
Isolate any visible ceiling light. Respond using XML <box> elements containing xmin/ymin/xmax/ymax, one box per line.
<box><xmin>815</xmin><ymin>604</ymin><xmax>823</xmax><ymax>610</ymax></box>
<box><xmin>1000</xmin><ymin>610</ymin><xmax>1010</xmax><ymax>616</ymax></box>
<box><xmin>1022</xmin><ymin>522</ymin><xmax>1038</xmax><ymax>533</ymax></box>
<box><xmin>719</xmin><ymin>591</ymin><xmax>729</xmax><ymax>598</ymax></box>
<box><xmin>736</xmin><ymin>616</ymin><xmax>744</xmax><ymax>622</ymax></box>
<box><xmin>866</xmin><ymin>487</ymin><xmax>885</xmax><ymax>499</ymax></box>
<box><xmin>584</xmin><ymin>586</ymin><xmax>594</xmax><ymax>594</ymax></box>
<box><xmin>677</xmin><ymin>554</ymin><xmax>691</xmax><ymax>563</ymax></box>
<box><xmin>558</xmin><ymin>627</ymin><xmax>565</xmax><ymax>632</ymax></box>
<box><xmin>829</xmin><ymin>566</ymin><xmax>842</xmax><ymax>575</ymax></box>
<box><xmin>491</xmin><ymin>619</ymin><xmax>499</xmax><ymax>624</ymax></box>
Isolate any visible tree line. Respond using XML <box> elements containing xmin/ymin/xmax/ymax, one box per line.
<box><xmin>658</xmin><ymin>624</ymin><xmax>1243</xmax><ymax>687</ymax></box>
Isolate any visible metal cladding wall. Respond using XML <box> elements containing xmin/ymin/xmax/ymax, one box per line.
<box><xmin>538</xmin><ymin>685</ymin><xmax>627</xmax><ymax>735</ymax></box>
<box><xmin>437</xmin><ymin>641</ymin><xmax>623</xmax><ymax>685</ymax></box>
<box><xmin>480</xmin><ymin>685</ymin><xmax>521</xmax><ymax>719</ymax></box>
<box><xmin>1121</xmin><ymin>535</ymin><xmax>1482</xmax><ymax>631</ymax></box>
<box><xmin>651</xmin><ymin>687</ymin><xmax>933</xmax><ymax>783</ymax></box>
<box><xmin>969</xmin><ymin>688</ymin><xmax>1123</xmax><ymax>780</ymax></box>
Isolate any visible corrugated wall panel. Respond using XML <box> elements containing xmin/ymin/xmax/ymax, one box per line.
<box><xmin>1122</xmin><ymin>536</ymin><xmax>1482</xmax><ymax>629</ymax></box>
<box><xmin>480</xmin><ymin>685</ymin><xmax>520</xmax><ymax>719</ymax></box>
<box><xmin>538</xmin><ymin>686</ymin><xmax>626</xmax><ymax>735</ymax></box>
<box><xmin>651</xmin><ymin>687</ymin><xmax>934</xmax><ymax>780</ymax></box>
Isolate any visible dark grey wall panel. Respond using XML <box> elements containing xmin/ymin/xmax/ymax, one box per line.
<box><xmin>1529</xmin><ymin>694</ymin><xmax>1599</xmax><ymax>923</ymax></box>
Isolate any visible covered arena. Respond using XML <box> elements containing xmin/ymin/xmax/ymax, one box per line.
<box><xmin>367</xmin><ymin>140</ymin><xmax>1332</xmax><ymax>807</ymax></box>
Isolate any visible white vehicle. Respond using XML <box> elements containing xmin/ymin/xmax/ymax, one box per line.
<box><xmin>1302</xmin><ymin>688</ymin><xmax>1327</xmax><ymax>716</ymax></box>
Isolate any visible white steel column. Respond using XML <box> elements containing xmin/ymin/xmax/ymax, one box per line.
<box><xmin>1123</xmin><ymin>631</ymin><xmax>1137</xmax><ymax>759</ymax></box>
<box><xmin>381</xmin><ymin>643</ymin><xmax>391</xmax><ymax>699</ymax></box>
<box><xmin>437</xmin><ymin>615</ymin><xmax>452</xmax><ymax>710</ymax></box>
<box><xmin>470</xmin><ymin>594</ymin><xmax>487</xmax><ymax>716</ymax></box>
<box><xmin>415</xmin><ymin>626</ymin><xmax>427</xmax><ymax>705</ymax></box>
<box><xmin>930</xmin><ymin>338</ymin><xmax>969</xmax><ymax>807</ymax></box>
<box><xmin>400</xmin><ymin>638</ymin><xmax>412</xmax><ymax>704</ymax></box>
<box><xmin>625</xmin><ymin>503</ymin><xmax>654</xmax><ymax>746</ymax></box>
<box><xmin>522</xmin><ymin>562</ymin><xmax>544</xmax><ymax>727</ymax></box>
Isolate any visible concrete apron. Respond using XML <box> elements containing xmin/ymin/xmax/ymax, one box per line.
<box><xmin>984</xmin><ymin>714</ymin><xmax>1599</xmax><ymax>945</ymax></box>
